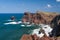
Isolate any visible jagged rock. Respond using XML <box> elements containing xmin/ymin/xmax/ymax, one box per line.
<box><xmin>23</xmin><ymin>12</ymin><xmax>59</xmax><ymax>25</ymax></box>
<box><xmin>11</xmin><ymin>16</ymin><xmax>15</xmax><ymax>20</ymax></box>
<box><xmin>21</xmin><ymin>34</ymin><xmax>60</xmax><ymax>40</ymax></box>
<box><xmin>20</xmin><ymin>34</ymin><xmax>54</xmax><ymax>40</ymax></box>
<box><xmin>20</xmin><ymin>34</ymin><xmax>33</xmax><ymax>40</ymax></box>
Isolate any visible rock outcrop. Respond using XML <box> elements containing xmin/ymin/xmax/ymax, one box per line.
<box><xmin>20</xmin><ymin>34</ymin><xmax>54</xmax><ymax>40</ymax></box>
<box><xmin>22</xmin><ymin>12</ymin><xmax>59</xmax><ymax>25</ymax></box>
<box><xmin>11</xmin><ymin>16</ymin><xmax>15</xmax><ymax>20</ymax></box>
<box><xmin>20</xmin><ymin>34</ymin><xmax>33</xmax><ymax>40</ymax></box>
<box><xmin>20</xmin><ymin>34</ymin><xmax>60</xmax><ymax>40</ymax></box>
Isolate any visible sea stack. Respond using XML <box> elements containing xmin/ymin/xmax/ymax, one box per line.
<box><xmin>11</xmin><ymin>16</ymin><xmax>15</xmax><ymax>20</ymax></box>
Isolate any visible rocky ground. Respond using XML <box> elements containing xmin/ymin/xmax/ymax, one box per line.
<box><xmin>20</xmin><ymin>34</ymin><xmax>60</xmax><ymax>40</ymax></box>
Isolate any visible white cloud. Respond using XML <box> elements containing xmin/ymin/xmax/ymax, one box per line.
<box><xmin>47</xmin><ymin>4</ymin><xmax>52</xmax><ymax>8</ymax></box>
<box><xmin>56</xmin><ymin>0</ymin><xmax>60</xmax><ymax>2</ymax></box>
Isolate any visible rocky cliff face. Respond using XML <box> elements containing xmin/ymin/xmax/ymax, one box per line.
<box><xmin>22</xmin><ymin>12</ymin><xmax>59</xmax><ymax>25</ymax></box>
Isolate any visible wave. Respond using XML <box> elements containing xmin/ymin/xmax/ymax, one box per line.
<box><xmin>4</xmin><ymin>22</ymin><xmax>19</xmax><ymax>25</ymax></box>
<box><xmin>7</xmin><ymin>19</ymin><xmax>14</xmax><ymax>21</ymax></box>
<box><xmin>21</xmin><ymin>24</ymin><xmax>32</xmax><ymax>27</ymax></box>
<box><xmin>4</xmin><ymin>21</ymin><xmax>32</xmax><ymax>27</ymax></box>
<box><xmin>22</xmin><ymin>22</ymin><xmax>30</xmax><ymax>24</ymax></box>
<box><xmin>31</xmin><ymin>24</ymin><xmax>53</xmax><ymax>38</ymax></box>
<box><xmin>31</xmin><ymin>28</ymin><xmax>44</xmax><ymax>37</ymax></box>
<box><xmin>17</xmin><ymin>21</ymin><xmax>22</xmax><ymax>24</ymax></box>
<box><xmin>21</xmin><ymin>25</ymin><xmax>25</xmax><ymax>27</ymax></box>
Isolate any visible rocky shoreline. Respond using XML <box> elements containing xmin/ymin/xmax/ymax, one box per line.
<box><xmin>20</xmin><ymin>12</ymin><xmax>60</xmax><ymax>40</ymax></box>
<box><xmin>22</xmin><ymin>12</ymin><xmax>59</xmax><ymax>26</ymax></box>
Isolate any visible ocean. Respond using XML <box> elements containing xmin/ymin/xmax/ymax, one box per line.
<box><xmin>0</xmin><ymin>13</ymin><xmax>39</xmax><ymax>40</ymax></box>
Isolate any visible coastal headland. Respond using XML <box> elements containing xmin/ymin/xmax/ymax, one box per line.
<box><xmin>21</xmin><ymin>11</ymin><xmax>60</xmax><ymax>40</ymax></box>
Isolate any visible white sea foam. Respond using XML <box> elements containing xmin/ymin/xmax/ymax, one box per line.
<box><xmin>21</xmin><ymin>25</ymin><xmax>25</xmax><ymax>27</ymax></box>
<box><xmin>20</xmin><ymin>22</ymin><xmax>31</xmax><ymax>27</ymax></box>
<box><xmin>4</xmin><ymin>22</ymin><xmax>19</xmax><ymax>25</ymax></box>
<box><xmin>32</xmin><ymin>28</ymin><xmax>44</xmax><ymax>37</ymax></box>
<box><xmin>4</xmin><ymin>21</ymin><xmax>22</xmax><ymax>25</ymax></box>
<box><xmin>21</xmin><ymin>24</ymin><xmax>32</xmax><ymax>27</ymax></box>
<box><xmin>7</xmin><ymin>19</ymin><xmax>14</xmax><ymax>21</ymax></box>
<box><xmin>42</xmin><ymin>25</ymin><xmax>52</xmax><ymax>36</ymax></box>
<box><xmin>22</xmin><ymin>22</ymin><xmax>30</xmax><ymax>24</ymax></box>
<box><xmin>4</xmin><ymin>21</ymin><xmax>30</xmax><ymax>26</ymax></box>
<box><xmin>18</xmin><ymin>21</ymin><xmax>22</xmax><ymax>24</ymax></box>
<box><xmin>31</xmin><ymin>24</ymin><xmax>53</xmax><ymax>38</ymax></box>
<box><xmin>26</xmin><ymin>24</ymin><xmax>32</xmax><ymax>27</ymax></box>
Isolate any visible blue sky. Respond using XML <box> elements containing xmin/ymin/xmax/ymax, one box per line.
<box><xmin>0</xmin><ymin>0</ymin><xmax>60</xmax><ymax>13</ymax></box>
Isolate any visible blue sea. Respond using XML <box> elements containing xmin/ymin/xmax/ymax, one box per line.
<box><xmin>0</xmin><ymin>13</ymin><xmax>39</xmax><ymax>40</ymax></box>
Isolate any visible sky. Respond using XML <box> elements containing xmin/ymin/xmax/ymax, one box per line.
<box><xmin>0</xmin><ymin>0</ymin><xmax>60</xmax><ymax>13</ymax></box>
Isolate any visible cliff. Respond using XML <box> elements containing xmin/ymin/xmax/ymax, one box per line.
<box><xmin>22</xmin><ymin>12</ymin><xmax>59</xmax><ymax>25</ymax></box>
<box><xmin>21</xmin><ymin>12</ymin><xmax>60</xmax><ymax>40</ymax></box>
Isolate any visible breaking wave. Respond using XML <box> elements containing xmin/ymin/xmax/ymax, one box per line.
<box><xmin>31</xmin><ymin>24</ymin><xmax>53</xmax><ymax>37</ymax></box>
